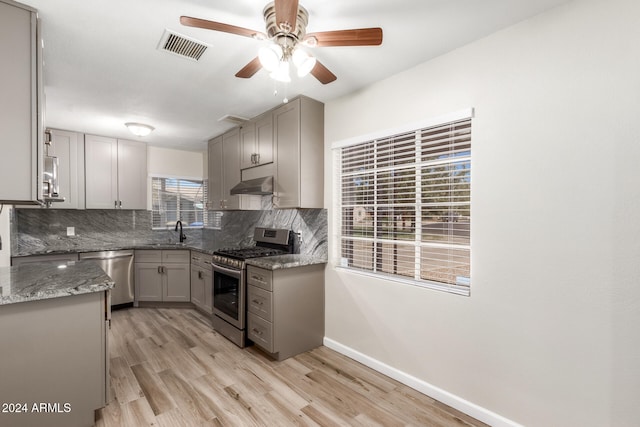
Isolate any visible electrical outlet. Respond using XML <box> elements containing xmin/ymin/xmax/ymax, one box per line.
<box><xmin>66</xmin><ymin>227</ymin><xmax>75</xmax><ymax>236</ymax></box>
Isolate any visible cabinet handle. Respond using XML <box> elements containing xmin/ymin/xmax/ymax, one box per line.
<box><xmin>256</xmin><ymin>153</ymin><xmax>260</xmax><ymax>164</ymax></box>
<box><xmin>252</xmin><ymin>328</ymin><xmax>263</xmax><ymax>336</ymax></box>
<box><xmin>114</xmin><ymin>200</ymin><xmax>118</xmax><ymax>208</ymax></box>
<box><xmin>158</xmin><ymin>266</ymin><xmax>162</xmax><ymax>274</ymax></box>
<box><xmin>198</xmin><ymin>271</ymin><xmax>203</xmax><ymax>280</ymax></box>
<box><xmin>119</xmin><ymin>200</ymin><xmax>122</xmax><ymax>208</ymax></box>
<box><xmin>252</xmin><ymin>299</ymin><xmax>263</xmax><ymax>305</ymax></box>
<box><xmin>251</xmin><ymin>153</ymin><xmax>256</xmax><ymax>164</ymax></box>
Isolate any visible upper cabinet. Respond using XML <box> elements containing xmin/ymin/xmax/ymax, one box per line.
<box><xmin>85</xmin><ymin>135</ymin><xmax>147</xmax><ymax>209</ymax></box>
<box><xmin>208</xmin><ymin>130</ymin><xmax>241</xmax><ymax>210</ymax></box>
<box><xmin>240</xmin><ymin>112</ymin><xmax>273</xmax><ymax>170</ymax></box>
<box><xmin>273</xmin><ymin>96</ymin><xmax>324</xmax><ymax>209</ymax></box>
<box><xmin>47</xmin><ymin>129</ymin><xmax>85</xmax><ymax>209</ymax></box>
<box><xmin>0</xmin><ymin>0</ymin><xmax>44</xmax><ymax>204</ymax></box>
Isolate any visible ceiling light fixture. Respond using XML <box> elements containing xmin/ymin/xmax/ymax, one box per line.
<box><xmin>125</xmin><ymin>122</ymin><xmax>155</xmax><ymax>137</ymax></box>
<box><xmin>258</xmin><ymin>38</ymin><xmax>316</xmax><ymax>82</ymax></box>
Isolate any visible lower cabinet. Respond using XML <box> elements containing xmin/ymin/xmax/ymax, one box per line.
<box><xmin>190</xmin><ymin>251</ymin><xmax>212</xmax><ymax>314</ymax></box>
<box><xmin>246</xmin><ymin>263</ymin><xmax>325</xmax><ymax>361</ymax></box>
<box><xmin>0</xmin><ymin>291</ymin><xmax>109</xmax><ymax>427</ymax></box>
<box><xmin>134</xmin><ymin>250</ymin><xmax>190</xmax><ymax>302</ymax></box>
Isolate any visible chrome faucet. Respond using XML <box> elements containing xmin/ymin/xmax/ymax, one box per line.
<box><xmin>175</xmin><ymin>220</ymin><xmax>186</xmax><ymax>243</ymax></box>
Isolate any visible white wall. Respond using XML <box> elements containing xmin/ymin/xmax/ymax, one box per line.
<box><xmin>146</xmin><ymin>146</ymin><xmax>205</xmax><ymax>210</ymax></box>
<box><xmin>323</xmin><ymin>0</ymin><xmax>639</xmax><ymax>425</ymax></box>
<box><xmin>147</xmin><ymin>146</ymin><xmax>204</xmax><ymax>178</ymax></box>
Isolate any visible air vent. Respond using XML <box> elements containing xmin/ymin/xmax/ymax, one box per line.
<box><xmin>218</xmin><ymin>115</ymin><xmax>249</xmax><ymax>125</ymax></box>
<box><xmin>158</xmin><ymin>29</ymin><xmax>209</xmax><ymax>61</ymax></box>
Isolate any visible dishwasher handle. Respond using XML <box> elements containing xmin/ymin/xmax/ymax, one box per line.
<box><xmin>79</xmin><ymin>251</ymin><xmax>134</xmax><ymax>260</ymax></box>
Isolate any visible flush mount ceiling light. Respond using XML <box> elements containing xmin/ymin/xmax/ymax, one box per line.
<box><xmin>125</xmin><ymin>122</ymin><xmax>155</xmax><ymax>137</ymax></box>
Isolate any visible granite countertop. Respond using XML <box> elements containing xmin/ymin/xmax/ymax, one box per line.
<box><xmin>246</xmin><ymin>254</ymin><xmax>327</xmax><ymax>270</ymax></box>
<box><xmin>0</xmin><ymin>260</ymin><xmax>114</xmax><ymax>306</ymax></box>
<box><xmin>12</xmin><ymin>242</ymin><xmax>218</xmax><ymax>257</ymax></box>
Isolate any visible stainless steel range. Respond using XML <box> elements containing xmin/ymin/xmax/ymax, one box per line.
<box><xmin>211</xmin><ymin>227</ymin><xmax>294</xmax><ymax>347</ymax></box>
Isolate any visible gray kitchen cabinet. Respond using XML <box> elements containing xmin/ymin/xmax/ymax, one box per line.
<box><xmin>47</xmin><ymin>129</ymin><xmax>85</xmax><ymax>209</ymax></box>
<box><xmin>207</xmin><ymin>129</ymin><xmax>241</xmax><ymax>210</ymax></box>
<box><xmin>272</xmin><ymin>96</ymin><xmax>324</xmax><ymax>208</ymax></box>
<box><xmin>240</xmin><ymin>112</ymin><xmax>273</xmax><ymax>169</ymax></box>
<box><xmin>134</xmin><ymin>250</ymin><xmax>190</xmax><ymax>302</ymax></box>
<box><xmin>0</xmin><ymin>291</ymin><xmax>109</xmax><ymax>427</ymax></box>
<box><xmin>190</xmin><ymin>251</ymin><xmax>212</xmax><ymax>314</ymax></box>
<box><xmin>246</xmin><ymin>263</ymin><xmax>325</xmax><ymax>361</ymax></box>
<box><xmin>0</xmin><ymin>0</ymin><xmax>44</xmax><ymax>205</ymax></box>
<box><xmin>85</xmin><ymin>135</ymin><xmax>147</xmax><ymax>209</ymax></box>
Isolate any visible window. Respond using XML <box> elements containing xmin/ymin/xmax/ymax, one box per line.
<box><xmin>151</xmin><ymin>177</ymin><xmax>207</xmax><ymax>229</ymax></box>
<box><xmin>334</xmin><ymin>110</ymin><xmax>472</xmax><ymax>295</ymax></box>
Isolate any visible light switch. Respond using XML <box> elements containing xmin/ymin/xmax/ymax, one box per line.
<box><xmin>67</xmin><ymin>227</ymin><xmax>75</xmax><ymax>236</ymax></box>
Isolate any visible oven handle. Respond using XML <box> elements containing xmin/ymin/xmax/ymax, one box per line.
<box><xmin>211</xmin><ymin>262</ymin><xmax>242</xmax><ymax>279</ymax></box>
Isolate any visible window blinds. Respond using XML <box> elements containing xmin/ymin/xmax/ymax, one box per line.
<box><xmin>151</xmin><ymin>177</ymin><xmax>207</xmax><ymax>229</ymax></box>
<box><xmin>336</xmin><ymin>115</ymin><xmax>471</xmax><ymax>295</ymax></box>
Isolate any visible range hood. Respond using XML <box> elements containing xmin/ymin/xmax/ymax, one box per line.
<box><xmin>230</xmin><ymin>176</ymin><xmax>273</xmax><ymax>195</ymax></box>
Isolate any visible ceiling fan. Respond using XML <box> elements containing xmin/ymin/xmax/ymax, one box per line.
<box><xmin>180</xmin><ymin>0</ymin><xmax>383</xmax><ymax>84</ymax></box>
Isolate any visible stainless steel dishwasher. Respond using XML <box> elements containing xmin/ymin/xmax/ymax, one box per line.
<box><xmin>79</xmin><ymin>250</ymin><xmax>134</xmax><ymax>306</ymax></box>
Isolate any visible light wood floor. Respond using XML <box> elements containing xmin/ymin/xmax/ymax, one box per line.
<box><xmin>95</xmin><ymin>307</ymin><xmax>488</xmax><ymax>427</ymax></box>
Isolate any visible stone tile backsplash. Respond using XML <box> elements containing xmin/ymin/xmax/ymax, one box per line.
<box><xmin>11</xmin><ymin>208</ymin><xmax>327</xmax><ymax>259</ymax></box>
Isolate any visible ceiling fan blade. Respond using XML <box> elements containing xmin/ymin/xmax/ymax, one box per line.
<box><xmin>274</xmin><ymin>0</ymin><xmax>298</xmax><ymax>33</ymax></box>
<box><xmin>180</xmin><ymin>16</ymin><xmax>266</xmax><ymax>39</ymax></box>
<box><xmin>310</xmin><ymin>61</ymin><xmax>337</xmax><ymax>85</ymax></box>
<box><xmin>304</xmin><ymin>28</ymin><xmax>383</xmax><ymax>47</ymax></box>
<box><xmin>235</xmin><ymin>57</ymin><xmax>262</xmax><ymax>78</ymax></box>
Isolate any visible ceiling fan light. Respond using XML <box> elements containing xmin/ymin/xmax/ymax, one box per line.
<box><xmin>292</xmin><ymin>48</ymin><xmax>316</xmax><ymax>77</ymax></box>
<box><xmin>297</xmin><ymin>56</ymin><xmax>316</xmax><ymax>77</ymax></box>
<box><xmin>125</xmin><ymin>122</ymin><xmax>154</xmax><ymax>137</ymax></box>
<box><xmin>258</xmin><ymin>44</ymin><xmax>282</xmax><ymax>72</ymax></box>
<box><xmin>269</xmin><ymin>60</ymin><xmax>291</xmax><ymax>82</ymax></box>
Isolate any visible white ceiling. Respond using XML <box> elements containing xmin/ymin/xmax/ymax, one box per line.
<box><xmin>22</xmin><ymin>0</ymin><xmax>571</xmax><ymax>152</ymax></box>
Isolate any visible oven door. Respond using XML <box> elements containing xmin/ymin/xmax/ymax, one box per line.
<box><xmin>211</xmin><ymin>263</ymin><xmax>245</xmax><ymax>330</ymax></box>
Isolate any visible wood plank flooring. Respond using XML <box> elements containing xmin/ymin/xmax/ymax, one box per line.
<box><xmin>95</xmin><ymin>307</ymin><xmax>488</xmax><ymax>427</ymax></box>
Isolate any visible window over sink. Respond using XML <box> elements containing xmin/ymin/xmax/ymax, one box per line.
<box><xmin>151</xmin><ymin>176</ymin><xmax>207</xmax><ymax>229</ymax></box>
<box><xmin>333</xmin><ymin>109</ymin><xmax>472</xmax><ymax>296</ymax></box>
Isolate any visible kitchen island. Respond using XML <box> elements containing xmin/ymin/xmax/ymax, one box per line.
<box><xmin>0</xmin><ymin>260</ymin><xmax>113</xmax><ymax>427</ymax></box>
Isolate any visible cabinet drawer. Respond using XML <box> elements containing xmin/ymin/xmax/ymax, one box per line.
<box><xmin>247</xmin><ymin>285</ymin><xmax>272</xmax><ymax>321</ymax></box>
<box><xmin>190</xmin><ymin>251</ymin><xmax>212</xmax><ymax>269</ymax></box>
<box><xmin>247</xmin><ymin>265</ymin><xmax>272</xmax><ymax>291</ymax></box>
<box><xmin>248</xmin><ymin>312</ymin><xmax>273</xmax><ymax>353</ymax></box>
<box><xmin>162</xmin><ymin>250</ymin><xmax>190</xmax><ymax>264</ymax></box>
<box><xmin>134</xmin><ymin>250</ymin><xmax>162</xmax><ymax>263</ymax></box>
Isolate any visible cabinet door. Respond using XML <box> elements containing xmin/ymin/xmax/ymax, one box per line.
<box><xmin>117</xmin><ymin>139</ymin><xmax>147</xmax><ymax>210</ymax></box>
<box><xmin>190</xmin><ymin>265</ymin><xmax>205</xmax><ymax>309</ymax></box>
<box><xmin>273</xmin><ymin>99</ymin><xmax>300</xmax><ymax>208</ymax></box>
<box><xmin>0</xmin><ymin>2</ymin><xmax>40</xmax><ymax>204</ymax></box>
<box><xmin>48</xmin><ymin>129</ymin><xmax>83</xmax><ymax>209</ymax></box>
<box><xmin>163</xmin><ymin>263</ymin><xmax>190</xmax><ymax>302</ymax></box>
<box><xmin>207</xmin><ymin>136</ymin><xmax>223</xmax><ymax>209</ymax></box>
<box><xmin>240</xmin><ymin>120</ymin><xmax>256</xmax><ymax>169</ymax></box>
<box><xmin>255</xmin><ymin>112</ymin><xmax>273</xmax><ymax>165</ymax></box>
<box><xmin>202</xmin><ymin>268</ymin><xmax>213</xmax><ymax>313</ymax></box>
<box><xmin>135</xmin><ymin>263</ymin><xmax>162</xmax><ymax>301</ymax></box>
<box><xmin>222</xmin><ymin>129</ymin><xmax>240</xmax><ymax>209</ymax></box>
<box><xmin>85</xmin><ymin>135</ymin><xmax>118</xmax><ymax>209</ymax></box>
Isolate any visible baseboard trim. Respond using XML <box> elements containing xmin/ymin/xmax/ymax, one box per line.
<box><xmin>323</xmin><ymin>337</ymin><xmax>522</xmax><ymax>427</ymax></box>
